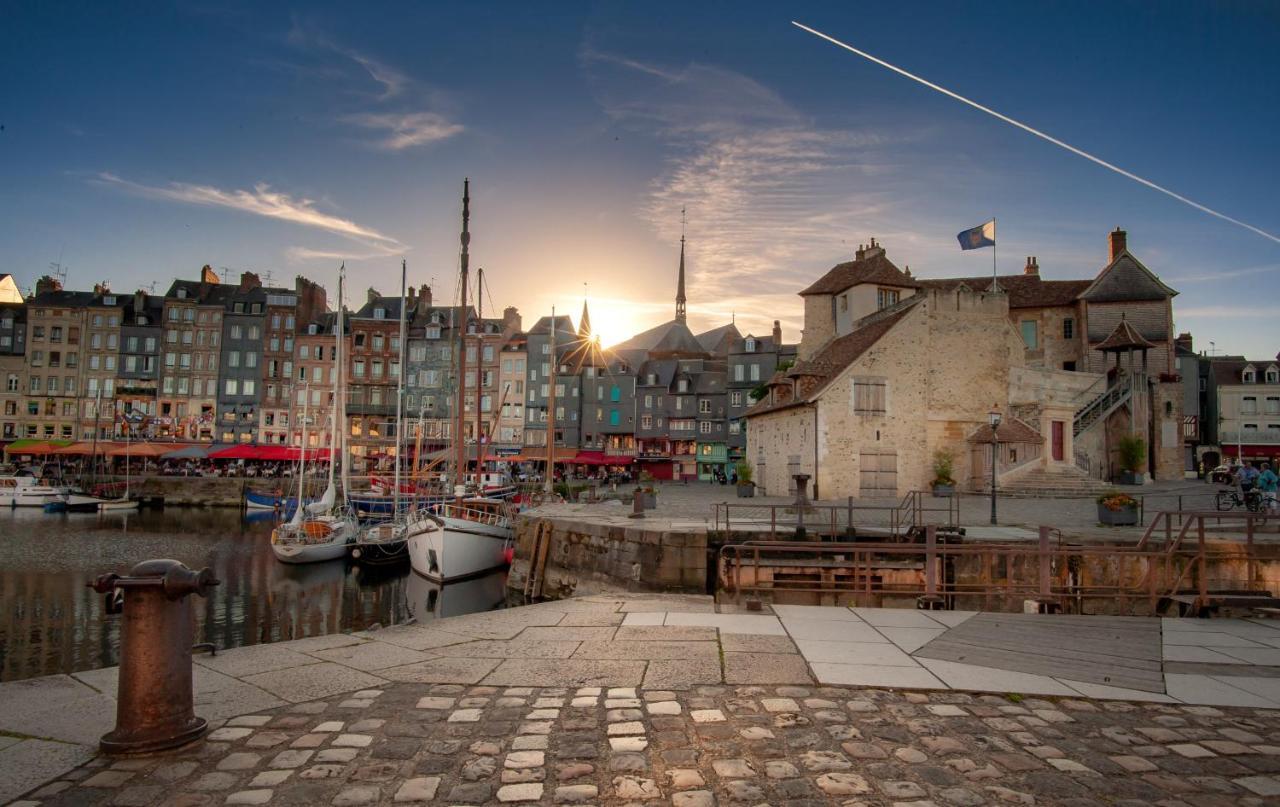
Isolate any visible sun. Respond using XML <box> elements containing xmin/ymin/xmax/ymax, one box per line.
<box><xmin>585</xmin><ymin>300</ymin><xmax>649</xmax><ymax>349</ymax></box>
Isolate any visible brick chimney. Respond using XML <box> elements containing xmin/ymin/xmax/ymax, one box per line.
<box><xmin>35</xmin><ymin>275</ymin><xmax>62</xmax><ymax>296</ymax></box>
<box><xmin>419</xmin><ymin>285</ymin><xmax>432</xmax><ymax>306</ymax></box>
<box><xmin>1175</xmin><ymin>332</ymin><xmax>1193</xmax><ymax>353</ymax></box>
<box><xmin>1024</xmin><ymin>256</ymin><xmax>1039</xmax><ymax>276</ymax></box>
<box><xmin>93</xmin><ymin>282</ymin><xmax>109</xmax><ymax>295</ymax></box>
<box><xmin>1108</xmin><ymin>228</ymin><xmax>1127</xmax><ymax>262</ymax></box>
<box><xmin>134</xmin><ymin>290</ymin><xmax>146</xmax><ymax>314</ymax></box>
<box><xmin>772</xmin><ymin>320</ymin><xmax>782</xmax><ymax>344</ymax></box>
<box><xmin>200</xmin><ymin>265</ymin><xmax>220</xmax><ymax>284</ymax></box>
<box><xmin>855</xmin><ymin>237</ymin><xmax>885</xmax><ymax>261</ymax></box>
<box><xmin>238</xmin><ymin>271</ymin><xmax>261</xmax><ymax>291</ymax></box>
<box><xmin>502</xmin><ymin>306</ymin><xmax>521</xmax><ymax>335</ymax></box>
<box><xmin>367</xmin><ymin>287</ymin><xmax>380</xmax><ymax>305</ymax></box>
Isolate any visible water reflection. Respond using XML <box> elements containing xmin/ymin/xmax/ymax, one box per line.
<box><xmin>0</xmin><ymin>508</ymin><xmax>507</xmax><ymax>682</ymax></box>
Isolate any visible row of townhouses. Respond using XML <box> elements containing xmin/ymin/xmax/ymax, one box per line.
<box><xmin>2</xmin><ymin>227</ymin><xmax>1272</xmax><ymax>486</ymax></box>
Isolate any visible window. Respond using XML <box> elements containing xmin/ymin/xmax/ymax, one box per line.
<box><xmin>839</xmin><ymin>295</ymin><xmax>849</xmax><ymax>313</ymax></box>
<box><xmin>225</xmin><ymin>379</ymin><xmax>239</xmax><ymax>395</ymax></box>
<box><xmin>750</xmin><ymin>364</ymin><xmax>760</xmax><ymax>382</ymax></box>
<box><xmin>230</xmin><ymin>325</ymin><xmax>242</xmax><ymax>339</ymax></box>
<box><xmin>373</xmin><ymin>334</ymin><xmax>385</xmax><ymax>351</ymax></box>
<box><xmin>242</xmin><ymin>380</ymin><xmax>255</xmax><ymax>396</ymax></box>
<box><xmin>729</xmin><ymin>420</ymin><xmax>741</xmax><ymax>435</ymax></box>
<box><xmin>699</xmin><ymin>421</ymin><xmax>711</xmax><ymax>435</ymax></box>
<box><xmin>730</xmin><ymin>391</ymin><xmax>742</xmax><ymax>407</ymax></box>
<box><xmin>1243</xmin><ymin>368</ymin><xmax>1256</xmax><ymax>383</ymax></box>
<box><xmin>876</xmin><ymin>288</ymin><xmax>899</xmax><ymax>310</ymax></box>
<box><xmin>745</xmin><ymin>337</ymin><xmax>756</xmax><ymax>352</ymax></box>
<box><xmin>1242</xmin><ymin>396</ymin><xmax>1258</xmax><ymax>415</ymax></box>
<box><xmin>354</xmin><ymin>359</ymin><xmax>366</xmax><ymax>378</ymax></box>
<box><xmin>1063</xmin><ymin>318</ymin><xmax>1074</xmax><ymax>340</ymax></box>
<box><xmin>227</xmin><ymin>351</ymin><xmax>240</xmax><ymax>368</ymax></box>
<box><xmin>852</xmin><ymin>379</ymin><xmax>887</xmax><ymax>414</ymax></box>
<box><xmin>1063</xmin><ymin>361</ymin><xmax>1077</xmax><ymax>372</ymax></box>
<box><xmin>1020</xmin><ymin>320</ymin><xmax>1038</xmax><ymax>349</ymax></box>
<box><xmin>641</xmin><ymin>414</ymin><xmax>652</xmax><ymax>429</ymax></box>
<box><xmin>245</xmin><ymin>352</ymin><xmax>258</xmax><ymax>368</ymax></box>
<box><xmin>733</xmin><ymin>364</ymin><xmax>744</xmax><ymax>382</ymax></box>
<box><xmin>699</xmin><ymin>399</ymin><xmax>711</xmax><ymax>414</ymax></box>
<box><xmin>1268</xmin><ymin>367</ymin><xmax>1280</xmax><ymax>384</ymax></box>
<box><xmin>1266</xmin><ymin>397</ymin><xmax>1280</xmax><ymax>415</ymax></box>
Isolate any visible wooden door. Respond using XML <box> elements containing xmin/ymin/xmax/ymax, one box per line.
<box><xmin>1051</xmin><ymin>421</ymin><xmax>1064</xmax><ymax>462</ymax></box>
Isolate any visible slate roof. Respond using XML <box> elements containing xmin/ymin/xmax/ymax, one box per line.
<box><xmin>695</xmin><ymin>322</ymin><xmax>742</xmax><ymax>355</ymax></box>
<box><xmin>1212</xmin><ymin>358</ymin><xmax>1280</xmax><ymax>387</ymax></box>
<box><xmin>747</xmin><ymin>301</ymin><xmax>918</xmax><ymax>416</ymax></box>
<box><xmin>352</xmin><ymin>295</ymin><xmax>413</xmax><ymax>320</ymax></box>
<box><xmin>648</xmin><ymin>321</ymin><xmax>710</xmax><ymax>357</ymax></box>
<box><xmin>918</xmin><ymin>275</ymin><xmax>1090</xmax><ymax>309</ymax></box>
<box><xmin>528</xmin><ymin>315</ymin><xmax>576</xmax><ymax>336</ymax></box>
<box><xmin>1095</xmin><ymin>318</ymin><xmax>1156</xmax><ymax>352</ymax></box>
<box><xmin>968</xmin><ymin>415</ymin><xmax>1043</xmax><ymax>444</ymax></box>
<box><xmin>800</xmin><ymin>253</ymin><xmax>921</xmax><ymax>296</ymax></box>
<box><xmin>1079</xmin><ymin>250</ymin><xmax>1177</xmax><ymax>302</ymax></box>
<box><xmin>31</xmin><ymin>289</ymin><xmax>96</xmax><ymax>307</ymax></box>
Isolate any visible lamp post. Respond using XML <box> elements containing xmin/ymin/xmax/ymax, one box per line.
<box><xmin>989</xmin><ymin>405</ymin><xmax>1002</xmax><ymax>526</ymax></box>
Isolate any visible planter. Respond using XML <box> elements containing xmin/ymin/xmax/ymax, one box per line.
<box><xmin>1097</xmin><ymin>503</ymin><xmax>1138</xmax><ymax>526</ymax></box>
<box><xmin>642</xmin><ymin>492</ymin><xmax>657</xmax><ymax>509</ymax></box>
<box><xmin>1118</xmin><ymin>471</ymin><xmax>1146</xmax><ymax>485</ymax></box>
<box><xmin>736</xmin><ymin>483</ymin><xmax>755</xmax><ymax>498</ymax></box>
<box><xmin>931</xmin><ymin>484</ymin><xmax>955</xmax><ymax>498</ymax></box>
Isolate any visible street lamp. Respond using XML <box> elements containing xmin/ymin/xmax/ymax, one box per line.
<box><xmin>989</xmin><ymin>405</ymin><xmax>1002</xmax><ymax>526</ymax></box>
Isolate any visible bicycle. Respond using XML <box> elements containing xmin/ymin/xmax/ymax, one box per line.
<box><xmin>1215</xmin><ymin>488</ymin><xmax>1263</xmax><ymax>513</ymax></box>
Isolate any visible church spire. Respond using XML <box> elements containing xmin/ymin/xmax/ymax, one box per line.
<box><xmin>675</xmin><ymin>207</ymin><xmax>687</xmax><ymax>324</ymax></box>
<box><xmin>578</xmin><ymin>286</ymin><xmax>592</xmax><ymax>340</ymax></box>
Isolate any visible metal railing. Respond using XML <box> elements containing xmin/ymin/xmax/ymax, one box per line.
<box><xmin>713</xmin><ymin>490</ymin><xmax>960</xmax><ymax>537</ymax></box>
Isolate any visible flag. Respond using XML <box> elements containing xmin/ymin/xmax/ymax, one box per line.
<box><xmin>957</xmin><ymin>219</ymin><xmax>995</xmax><ymax>250</ymax></box>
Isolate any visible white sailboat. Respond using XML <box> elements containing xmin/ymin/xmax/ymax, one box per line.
<box><xmin>408</xmin><ymin>179</ymin><xmax>512</xmax><ymax>583</ymax></box>
<box><xmin>1</xmin><ymin>475</ymin><xmax>68</xmax><ymax>507</ymax></box>
<box><xmin>272</xmin><ymin>266</ymin><xmax>359</xmax><ymax>564</ymax></box>
<box><xmin>99</xmin><ymin>424</ymin><xmax>140</xmax><ymax>511</ymax></box>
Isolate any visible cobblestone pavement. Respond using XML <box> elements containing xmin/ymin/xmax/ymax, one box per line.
<box><xmin>18</xmin><ymin>681</ymin><xmax>1280</xmax><ymax>807</ymax></box>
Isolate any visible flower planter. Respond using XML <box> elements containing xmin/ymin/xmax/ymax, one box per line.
<box><xmin>1097</xmin><ymin>503</ymin><xmax>1138</xmax><ymax>526</ymax></box>
<box><xmin>1117</xmin><ymin>471</ymin><xmax>1145</xmax><ymax>485</ymax></box>
<box><xmin>931</xmin><ymin>484</ymin><xmax>955</xmax><ymax>498</ymax></box>
<box><xmin>736</xmin><ymin>483</ymin><xmax>755</xmax><ymax>498</ymax></box>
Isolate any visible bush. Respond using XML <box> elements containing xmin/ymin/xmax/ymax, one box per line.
<box><xmin>1117</xmin><ymin>435</ymin><xmax>1146</xmax><ymax>473</ymax></box>
<box><xmin>931</xmin><ymin>448</ymin><xmax>956</xmax><ymax>486</ymax></box>
<box><xmin>735</xmin><ymin>462</ymin><xmax>753</xmax><ymax>485</ymax></box>
<box><xmin>1097</xmin><ymin>491</ymin><xmax>1138</xmax><ymax>511</ymax></box>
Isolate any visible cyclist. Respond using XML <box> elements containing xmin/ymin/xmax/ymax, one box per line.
<box><xmin>1259</xmin><ymin>462</ymin><xmax>1278</xmax><ymax>513</ymax></box>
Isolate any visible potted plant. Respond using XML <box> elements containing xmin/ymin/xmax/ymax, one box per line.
<box><xmin>1097</xmin><ymin>490</ymin><xmax>1139</xmax><ymax>526</ymax></box>
<box><xmin>639</xmin><ymin>470</ymin><xmax>657</xmax><ymax>509</ymax></box>
<box><xmin>1117</xmin><ymin>435</ymin><xmax>1147</xmax><ymax>485</ymax></box>
<box><xmin>735</xmin><ymin>461</ymin><xmax>755</xmax><ymax>498</ymax></box>
<box><xmin>930</xmin><ymin>448</ymin><xmax>956</xmax><ymax>498</ymax></box>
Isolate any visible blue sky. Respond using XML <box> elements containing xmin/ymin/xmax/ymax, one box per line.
<box><xmin>2</xmin><ymin>1</ymin><xmax>1277</xmax><ymax>353</ymax></box>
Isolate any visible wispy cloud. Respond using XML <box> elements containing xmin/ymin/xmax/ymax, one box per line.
<box><xmin>286</xmin><ymin>20</ymin><xmax>407</xmax><ymax>100</ymax></box>
<box><xmin>343</xmin><ymin>112</ymin><xmax>463</xmax><ymax>150</ymax></box>
<box><xmin>1178</xmin><ymin>306</ymin><xmax>1274</xmax><ymax>318</ymax></box>
<box><xmin>581</xmin><ymin>44</ymin><xmax>930</xmax><ymax>336</ymax></box>
<box><xmin>92</xmin><ymin>173</ymin><xmax>403</xmax><ymax>254</ymax></box>
<box><xmin>285</xmin><ymin>245</ymin><xmax>401</xmax><ymax>263</ymax></box>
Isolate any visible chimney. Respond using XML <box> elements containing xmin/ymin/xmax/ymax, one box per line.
<box><xmin>134</xmin><ymin>290</ymin><xmax>146</xmax><ymax>313</ymax></box>
<box><xmin>200</xmin><ymin>265</ymin><xmax>220</xmax><ymax>284</ymax></box>
<box><xmin>419</xmin><ymin>284</ymin><xmax>432</xmax><ymax>306</ymax></box>
<box><xmin>1108</xmin><ymin>228</ymin><xmax>1127</xmax><ymax>262</ymax></box>
<box><xmin>34</xmin><ymin>275</ymin><xmax>62</xmax><ymax>296</ymax></box>
<box><xmin>1024</xmin><ymin>256</ymin><xmax>1039</xmax><ymax>276</ymax></box>
<box><xmin>503</xmin><ymin>306</ymin><xmax>521</xmax><ymax>334</ymax></box>
<box><xmin>238</xmin><ymin>271</ymin><xmax>261</xmax><ymax>291</ymax></box>
<box><xmin>93</xmin><ymin>282</ymin><xmax>108</xmax><ymax>295</ymax></box>
<box><xmin>1175</xmin><ymin>332</ymin><xmax>1193</xmax><ymax>353</ymax></box>
<box><xmin>406</xmin><ymin>286</ymin><xmax>416</xmax><ymax>301</ymax></box>
<box><xmin>772</xmin><ymin>320</ymin><xmax>782</xmax><ymax>345</ymax></box>
<box><xmin>367</xmin><ymin>287</ymin><xmax>380</xmax><ymax>305</ymax></box>
<box><xmin>862</xmin><ymin>237</ymin><xmax>885</xmax><ymax>259</ymax></box>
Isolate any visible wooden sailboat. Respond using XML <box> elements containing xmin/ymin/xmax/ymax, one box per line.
<box><xmin>409</xmin><ymin>179</ymin><xmax>512</xmax><ymax>582</ymax></box>
<box><xmin>99</xmin><ymin>422</ymin><xmax>140</xmax><ymax>511</ymax></box>
<box><xmin>354</xmin><ymin>259</ymin><xmax>421</xmax><ymax>566</ymax></box>
<box><xmin>272</xmin><ymin>266</ymin><xmax>359</xmax><ymax>563</ymax></box>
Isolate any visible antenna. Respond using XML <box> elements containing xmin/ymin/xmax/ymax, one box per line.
<box><xmin>48</xmin><ymin>246</ymin><xmax>69</xmax><ymax>286</ymax></box>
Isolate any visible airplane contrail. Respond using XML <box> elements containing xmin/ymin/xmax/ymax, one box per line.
<box><xmin>792</xmin><ymin>21</ymin><xmax>1280</xmax><ymax>246</ymax></box>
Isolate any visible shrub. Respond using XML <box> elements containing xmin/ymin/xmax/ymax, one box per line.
<box><xmin>1118</xmin><ymin>435</ymin><xmax>1146</xmax><ymax>473</ymax></box>
<box><xmin>931</xmin><ymin>448</ymin><xmax>956</xmax><ymax>486</ymax></box>
<box><xmin>1097</xmin><ymin>491</ymin><xmax>1138</xmax><ymax>511</ymax></box>
<box><xmin>735</xmin><ymin>462</ymin><xmax>753</xmax><ymax>484</ymax></box>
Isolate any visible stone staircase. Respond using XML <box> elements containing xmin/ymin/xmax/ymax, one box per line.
<box><xmin>1073</xmin><ymin>376</ymin><xmax>1134</xmax><ymax>436</ymax></box>
<box><xmin>975</xmin><ymin>465</ymin><xmax>1114</xmax><ymax>498</ymax></box>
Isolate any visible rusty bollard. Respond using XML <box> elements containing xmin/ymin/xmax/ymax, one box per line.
<box><xmin>89</xmin><ymin>559</ymin><xmax>220</xmax><ymax>754</ymax></box>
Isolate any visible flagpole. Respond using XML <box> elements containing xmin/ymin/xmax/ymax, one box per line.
<box><xmin>991</xmin><ymin>216</ymin><xmax>998</xmax><ymax>293</ymax></box>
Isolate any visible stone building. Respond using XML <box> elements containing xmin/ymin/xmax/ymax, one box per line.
<box><xmin>294</xmin><ymin>312</ymin><xmax>344</xmax><ymax>451</ymax></box>
<box><xmin>158</xmin><ymin>268</ymin><xmax>225</xmax><ymax>441</ymax></box>
<box><xmin>259</xmin><ymin>277</ymin><xmax>326</xmax><ymax>446</ymax></box>
<box><xmin>495</xmin><ymin>333</ymin><xmax>527</xmax><ymax>453</ymax></box>
<box><xmin>79</xmin><ymin>287</ymin><xmax>125</xmax><ymax>438</ymax></box>
<box><xmin>22</xmin><ymin>279</ymin><xmax>91</xmax><ymax>441</ymax></box>
<box><xmin>523</xmin><ymin>314</ymin><xmax>580</xmax><ymax>452</ymax></box>
<box><xmin>727</xmin><ymin>323</ymin><xmax>795</xmax><ymax>467</ymax></box>
<box><xmin>116</xmin><ymin>291</ymin><xmax>163</xmax><ymax>436</ymax></box>
<box><xmin>1208</xmin><ymin>355</ymin><xmax>1280</xmax><ymax>465</ymax></box>
<box><xmin>748</xmin><ymin>229</ymin><xmax>1186</xmax><ymax>497</ymax></box>
<box><xmin>0</xmin><ymin>299</ymin><xmax>27</xmax><ymax>442</ymax></box>
<box><xmin>347</xmin><ymin>288</ymin><xmax>411</xmax><ymax>462</ymax></box>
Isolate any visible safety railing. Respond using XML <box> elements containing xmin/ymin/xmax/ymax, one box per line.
<box><xmin>712</xmin><ymin>490</ymin><xmax>960</xmax><ymax>537</ymax></box>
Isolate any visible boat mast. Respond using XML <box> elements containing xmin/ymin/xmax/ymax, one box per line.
<box><xmin>327</xmin><ymin>268</ymin><xmax>342</xmax><ymax>503</ymax></box>
<box><xmin>544</xmin><ymin>308</ymin><xmax>556</xmax><ymax>494</ymax></box>
<box><xmin>289</xmin><ymin>382</ymin><xmax>308</xmax><ymax>527</ymax></box>
<box><xmin>394</xmin><ymin>259</ymin><xmax>407</xmax><ymax>515</ymax></box>
<box><xmin>454</xmin><ymin>179</ymin><xmax>470</xmax><ymax>491</ymax></box>
<box><xmin>474</xmin><ymin>267</ymin><xmax>484</xmax><ymax>478</ymax></box>
<box><xmin>89</xmin><ymin>387</ymin><xmax>101</xmax><ymax>486</ymax></box>
<box><xmin>338</xmin><ymin>266</ymin><xmax>351</xmax><ymax>507</ymax></box>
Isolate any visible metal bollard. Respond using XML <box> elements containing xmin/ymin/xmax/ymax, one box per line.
<box><xmin>89</xmin><ymin>559</ymin><xmax>220</xmax><ymax>754</ymax></box>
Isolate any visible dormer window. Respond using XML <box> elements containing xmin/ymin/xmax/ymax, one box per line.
<box><xmin>177</xmin><ymin>289</ymin><xmax>188</xmax><ymax>299</ymax></box>
<box><xmin>137</xmin><ymin>315</ymin><xmax>148</xmax><ymax>326</ymax></box>
<box><xmin>1267</xmin><ymin>366</ymin><xmax>1279</xmax><ymax>384</ymax></box>
<box><xmin>374</xmin><ymin>308</ymin><xmax>387</xmax><ymax>320</ymax></box>
<box><xmin>1243</xmin><ymin>366</ymin><xmax>1256</xmax><ymax>383</ymax></box>
<box><xmin>103</xmin><ymin>295</ymin><xmax>116</xmax><ymax>306</ymax></box>
<box><xmin>745</xmin><ymin>338</ymin><xmax>756</xmax><ymax>352</ymax></box>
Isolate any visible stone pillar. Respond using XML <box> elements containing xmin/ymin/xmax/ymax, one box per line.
<box><xmin>1151</xmin><ymin>379</ymin><xmax>1184</xmax><ymax>481</ymax></box>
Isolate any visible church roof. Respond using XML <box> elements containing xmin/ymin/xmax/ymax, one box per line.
<box><xmin>649</xmin><ymin>320</ymin><xmax>710</xmax><ymax>357</ymax></box>
<box><xmin>799</xmin><ymin>250</ymin><xmax>920</xmax><ymax>296</ymax></box>
<box><xmin>695</xmin><ymin>322</ymin><xmax>741</xmax><ymax>355</ymax></box>
<box><xmin>1095</xmin><ymin>317</ymin><xmax>1156</xmax><ymax>352</ymax></box>
<box><xmin>1079</xmin><ymin>250</ymin><xmax>1177</xmax><ymax>302</ymax></box>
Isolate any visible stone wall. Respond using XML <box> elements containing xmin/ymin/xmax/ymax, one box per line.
<box><xmin>1151</xmin><ymin>379</ymin><xmax>1185</xmax><ymax>480</ymax></box>
<box><xmin>1084</xmin><ymin>300</ymin><xmax>1173</xmax><ymax>375</ymax></box>
<box><xmin>135</xmin><ymin>475</ymin><xmax>254</xmax><ymax>506</ymax></box>
<box><xmin>798</xmin><ymin>295</ymin><xmax>835</xmax><ymax>362</ymax></box>
<box><xmin>749</xmin><ymin>406</ymin><xmax>813</xmax><ymax>498</ymax></box>
<box><xmin>507</xmin><ymin>514</ymin><xmax>710</xmax><ymax>597</ymax></box>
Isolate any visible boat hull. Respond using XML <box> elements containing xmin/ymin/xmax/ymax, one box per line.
<box><xmin>0</xmin><ymin>479</ymin><xmax>67</xmax><ymax>507</ymax></box>
<box><xmin>352</xmin><ymin>522</ymin><xmax>409</xmax><ymax>566</ymax></box>
<box><xmin>98</xmin><ymin>498</ymin><xmax>140</xmax><ymax>511</ymax></box>
<box><xmin>408</xmin><ymin>514</ymin><xmax>510</xmax><ymax>583</ymax></box>
<box><xmin>271</xmin><ymin>517</ymin><xmax>357</xmax><ymax>564</ymax></box>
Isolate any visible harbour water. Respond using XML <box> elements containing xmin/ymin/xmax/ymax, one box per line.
<box><xmin>0</xmin><ymin>507</ymin><xmax>508</xmax><ymax>682</ymax></box>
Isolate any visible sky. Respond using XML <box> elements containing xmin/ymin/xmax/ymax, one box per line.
<box><xmin>2</xmin><ymin>1</ymin><xmax>1277</xmax><ymax>354</ymax></box>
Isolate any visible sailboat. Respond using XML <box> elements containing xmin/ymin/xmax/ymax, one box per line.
<box><xmin>271</xmin><ymin>267</ymin><xmax>360</xmax><ymax>564</ymax></box>
<box><xmin>353</xmin><ymin>259</ymin><xmax>424</xmax><ymax>566</ymax></box>
<box><xmin>99</xmin><ymin>425</ymin><xmax>140</xmax><ymax>511</ymax></box>
<box><xmin>408</xmin><ymin>179</ymin><xmax>514</xmax><ymax>583</ymax></box>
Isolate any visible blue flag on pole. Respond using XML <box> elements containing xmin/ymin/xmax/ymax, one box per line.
<box><xmin>957</xmin><ymin>219</ymin><xmax>996</xmax><ymax>250</ymax></box>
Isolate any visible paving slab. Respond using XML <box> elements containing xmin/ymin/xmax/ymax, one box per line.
<box><xmin>613</xmin><ymin>625</ymin><xmax>718</xmax><ymax>641</ymax></box>
<box><xmin>308</xmin><ymin>641</ymin><xmax>437</xmax><ymax>671</ymax></box>
<box><xmin>377</xmin><ymin>656</ymin><xmax>502</xmax><ymax>684</ymax></box>
<box><xmin>643</xmin><ymin>656</ymin><xmax>724</xmax><ymax>689</ymax></box>
<box><xmin>723</xmin><ymin>652</ymin><xmax>813</xmax><ymax>684</ymax></box>
<box><xmin>361</xmin><ymin>626</ymin><xmax>475</xmax><ymax>651</ymax></box>
<box><xmin>795</xmin><ymin>639</ymin><xmax>919</xmax><ymax>666</ymax></box>
<box><xmin>1215</xmin><ymin>647</ymin><xmax>1280</xmax><ymax>666</ymax></box>
<box><xmin>853</xmin><ymin>607</ymin><xmax>951</xmax><ymax>629</ymax></box>
<box><xmin>1207</xmin><ymin>675</ymin><xmax>1280</xmax><ymax>704</ymax></box>
<box><xmin>1163</xmin><ymin>645</ymin><xmax>1249</xmax><ymax>664</ymax></box>
<box><xmin>771</xmin><ymin>605</ymin><xmax>862</xmax><ymax>621</ymax></box>
<box><xmin>1054</xmin><ymin>678</ymin><xmax>1179</xmax><ymax>703</ymax></box>
<box><xmin>878</xmin><ymin>626</ymin><xmax>947</xmax><ymax>653</ymax></box>
<box><xmin>781</xmin><ymin>619</ymin><xmax>887</xmax><ymax>643</ymax></box>
<box><xmin>195</xmin><ymin>643</ymin><xmax>326</xmax><ymax>678</ymax></box>
<box><xmin>0</xmin><ymin>739</ymin><xmax>95</xmax><ymax>804</ymax></box>
<box><xmin>1161</xmin><ymin>631</ymin><xmax>1269</xmax><ymax>648</ymax></box>
<box><xmin>241</xmin><ymin>662</ymin><xmax>387</xmax><ymax>703</ymax></box>
<box><xmin>917</xmin><ymin>658</ymin><xmax>1079</xmax><ymax>696</ymax></box>
<box><xmin>0</xmin><ymin>674</ymin><xmax>118</xmax><ymax>745</ymax></box>
<box><xmin>663</xmin><ymin>612</ymin><xmax>786</xmax><ymax>635</ymax></box>
<box><xmin>809</xmin><ymin>662</ymin><xmax>947</xmax><ymax>689</ymax></box>
<box><xmin>437</xmin><ymin>639</ymin><xmax>583</xmax><ymax>659</ymax></box>
<box><xmin>574</xmin><ymin>640</ymin><xmax>718</xmax><ymax>660</ymax></box>
<box><xmin>718</xmin><ymin>633</ymin><xmax>801</xmax><ymax>654</ymax></box>
<box><xmin>1163</xmin><ymin>673</ymin><xmax>1280</xmax><ymax>707</ymax></box>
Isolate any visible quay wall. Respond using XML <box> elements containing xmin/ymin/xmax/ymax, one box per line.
<box><xmin>134</xmin><ymin>476</ymin><xmax>257</xmax><ymax>507</ymax></box>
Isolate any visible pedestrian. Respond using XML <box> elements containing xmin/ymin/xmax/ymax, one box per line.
<box><xmin>1240</xmin><ymin>461</ymin><xmax>1259</xmax><ymax>493</ymax></box>
<box><xmin>1259</xmin><ymin>462</ymin><xmax>1279</xmax><ymax>513</ymax></box>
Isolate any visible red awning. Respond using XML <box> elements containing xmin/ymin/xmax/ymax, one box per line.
<box><xmin>602</xmin><ymin>455</ymin><xmax>635</xmax><ymax>465</ymax></box>
<box><xmin>209</xmin><ymin>445</ymin><xmax>333</xmax><ymax>461</ymax></box>
<box><xmin>570</xmin><ymin>451</ymin><xmax>608</xmax><ymax>465</ymax></box>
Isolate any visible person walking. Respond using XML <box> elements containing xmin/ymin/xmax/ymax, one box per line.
<box><xmin>1258</xmin><ymin>462</ymin><xmax>1278</xmax><ymax>513</ymax></box>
